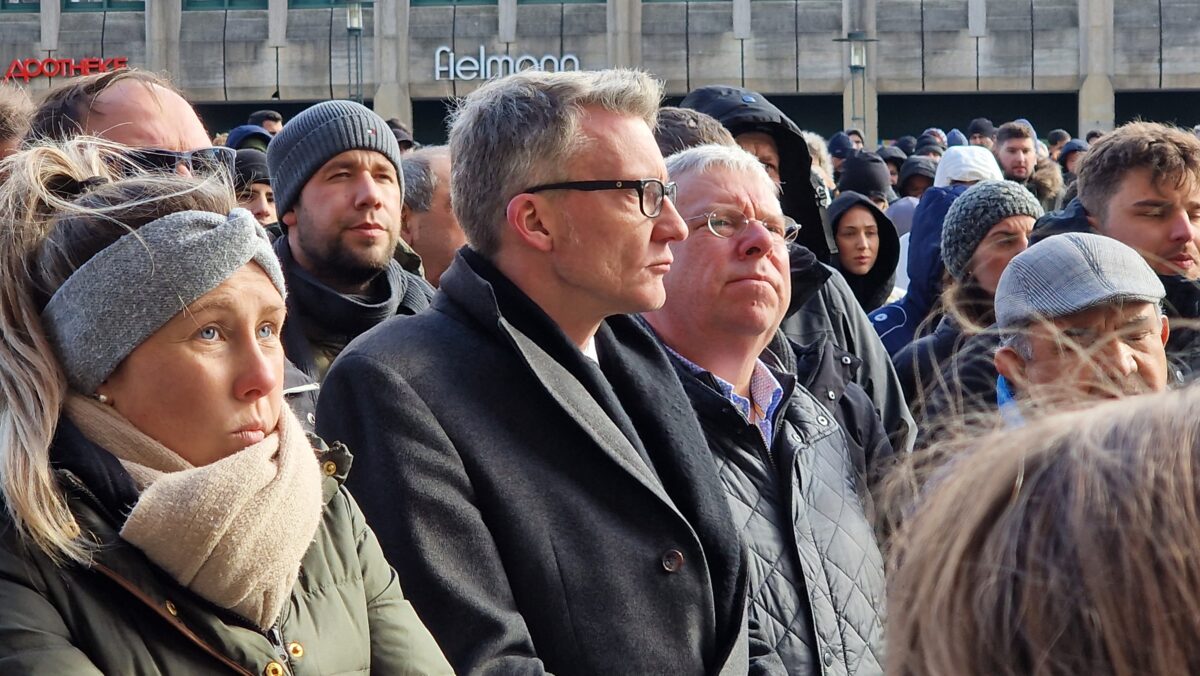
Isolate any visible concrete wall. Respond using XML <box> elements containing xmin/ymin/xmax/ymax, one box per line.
<box><xmin>5</xmin><ymin>0</ymin><xmax>1200</xmax><ymax>133</ymax></box>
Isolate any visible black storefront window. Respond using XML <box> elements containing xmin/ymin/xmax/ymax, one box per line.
<box><xmin>184</xmin><ymin>0</ymin><xmax>269</xmax><ymax>9</ymax></box>
<box><xmin>0</xmin><ymin>0</ymin><xmax>38</xmax><ymax>12</ymax></box>
<box><xmin>63</xmin><ymin>0</ymin><xmax>143</xmax><ymax>10</ymax></box>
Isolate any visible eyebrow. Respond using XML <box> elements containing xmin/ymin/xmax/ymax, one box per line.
<box><xmin>1120</xmin><ymin>314</ymin><xmax>1153</xmax><ymax>328</ymax></box>
<box><xmin>189</xmin><ymin>294</ymin><xmax>285</xmax><ymax>317</ymax></box>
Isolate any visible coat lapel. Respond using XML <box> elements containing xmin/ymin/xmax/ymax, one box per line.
<box><xmin>502</xmin><ymin>318</ymin><xmax>680</xmax><ymax>513</ymax></box>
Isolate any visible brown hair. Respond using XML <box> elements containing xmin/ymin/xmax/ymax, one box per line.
<box><xmin>1075</xmin><ymin>121</ymin><xmax>1200</xmax><ymax>224</ymax></box>
<box><xmin>653</xmin><ymin>106</ymin><xmax>735</xmax><ymax>157</ymax></box>
<box><xmin>886</xmin><ymin>387</ymin><xmax>1200</xmax><ymax>676</ymax></box>
<box><xmin>26</xmin><ymin>69</ymin><xmax>177</xmax><ymax>143</ymax></box>
<box><xmin>995</xmin><ymin>121</ymin><xmax>1034</xmax><ymax>148</ymax></box>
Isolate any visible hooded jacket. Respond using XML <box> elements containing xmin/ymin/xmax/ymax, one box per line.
<box><xmin>870</xmin><ymin>185</ymin><xmax>970</xmax><ymax>356</ymax></box>
<box><xmin>781</xmin><ymin>244</ymin><xmax>918</xmax><ymax>453</ymax></box>
<box><xmin>1033</xmin><ymin>198</ymin><xmax>1200</xmax><ymax>378</ymax></box>
<box><xmin>1057</xmin><ymin>139</ymin><xmax>1089</xmax><ymax>184</ymax></box>
<box><xmin>897</xmin><ymin>156</ymin><xmax>937</xmax><ymax>199</ymax></box>
<box><xmin>827</xmin><ymin>191</ymin><xmax>900</xmax><ymax>312</ymax></box>
<box><xmin>681</xmin><ymin>86</ymin><xmax>829</xmax><ymax>261</ymax></box>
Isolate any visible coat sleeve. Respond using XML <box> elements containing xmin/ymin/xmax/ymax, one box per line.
<box><xmin>317</xmin><ymin>352</ymin><xmax>551</xmax><ymax>676</ymax></box>
<box><xmin>0</xmin><ymin>546</ymin><xmax>105</xmax><ymax>675</ymax></box>
<box><xmin>342</xmin><ymin>487</ymin><xmax>453</xmax><ymax>675</ymax></box>
<box><xmin>820</xmin><ymin>268</ymin><xmax>918</xmax><ymax>454</ymax></box>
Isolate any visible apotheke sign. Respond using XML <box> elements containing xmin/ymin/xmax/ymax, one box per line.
<box><xmin>435</xmin><ymin>46</ymin><xmax>580</xmax><ymax>81</ymax></box>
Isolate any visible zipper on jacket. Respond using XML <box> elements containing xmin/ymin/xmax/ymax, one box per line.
<box><xmin>267</xmin><ymin>624</ymin><xmax>293</xmax><ymax>674</ymax></box>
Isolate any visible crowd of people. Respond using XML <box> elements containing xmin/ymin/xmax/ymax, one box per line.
<box><xmin>0</xmin><ymin>65</ymin><xmax>1198</xmax><ymax>675</ymax></box>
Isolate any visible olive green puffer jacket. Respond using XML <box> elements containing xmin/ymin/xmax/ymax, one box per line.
<box><xmin>0</xmin><ymin>419</ymin><xmax>452</xmax><ymax>675</ymax></box>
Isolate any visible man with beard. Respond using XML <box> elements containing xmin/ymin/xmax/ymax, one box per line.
<box><xmin>268</xmin><ymin>100</ymin><xmax>433</xmax><ymax>381</ymax></box>
<box><xmin>995</xmin><ymin>122</ymin><xmax>1037</xmax><ymax>186</ymax></box>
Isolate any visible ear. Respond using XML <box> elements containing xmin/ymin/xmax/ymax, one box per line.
<box><xmin>505</xmin><ymin>193</ymin><xmax>556</xmax><ymax>253</ymax></box>
<box><xmin>1085</xmin><ymin>211</ymin><xmax>1100</xmax><ymax>231</ymax></box>
<box><xmin>1160</xmin><ymin>314</ymin><xmax>1171</xmax><ymax>346</ymax></box>
<box><xmin>994</xmin><ymin>346</ymin><xmax>1027</xmax><ymax>383</ymax></box>
<box><xmin>400</xmin><ymin>204</ymin><xmax>414</xmax><ymax>240</ymax></box>
<box><xmin>281</xmin><ymin>210</ymin><xmax>298</xmax><ymax>230</ymax></box>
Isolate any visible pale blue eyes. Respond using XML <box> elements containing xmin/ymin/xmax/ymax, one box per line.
<box><xmin>257</xmin><ymin>324</ymin><xmax>275</xmax><ymax>339</ymax></box>
<box><xmin>199</xmin><ymin>326</ymin><xmax>219</xmax><ymax>341</ymax></box>
<box><xmin>197</xmin><ymin>324</ymin><xmax>276</xmax><ymax>341</ymax></box>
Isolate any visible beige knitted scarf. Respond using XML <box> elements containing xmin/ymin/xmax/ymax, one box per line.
<box><xmin>65</xmin><ymin>395</ymin><xmax>323</xmax><ymax>630</ymax></box>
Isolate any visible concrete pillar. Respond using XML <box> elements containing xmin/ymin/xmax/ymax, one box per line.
<box><xmin>38</xmin><ymin>0</ymin><xmax>60</xmax><ymax>53</ymax></box>
<box><xmin>373</xmin><ymin>0</ymin><xmax>413</xmax><ymax>126</ymax></box>
<box><xmin>145</xmin><ymin>0</ymin><xmax>182</xmax><ymax>77</ymax></box>
<box><xmin>840</xmin><ymin>0</ymin><xmax>877</xmax><ymax>146</ymax></box>
<box><xmin>499</xmin><ymin>0</ymin><xmax>517</xmax><ymax>44</ymax></box>
<box><xmin>1078</xmin><ymin>0</ymin><xmax>1115</xmax><ymax>134</ymax></box>
<box><xmin>606</xmin><ymin>0</ymin><xmax>641</xmax><ymax>68</ymax></box>
<box><xmin>268</xmin><ymin>0</ymin><xmax>288</xmax><ymax>47</ymax></box>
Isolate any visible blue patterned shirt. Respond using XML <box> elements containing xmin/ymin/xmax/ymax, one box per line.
<box><xmin>667</xmin><ymin>346</ymin><xmax>786</xmax><ymax>447</ymax></box>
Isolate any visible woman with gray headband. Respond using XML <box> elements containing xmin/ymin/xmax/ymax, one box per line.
<box><xmin>0</xmin><ymin>139</ymin><xmax>450</xmax><ymax>674</ymax></box>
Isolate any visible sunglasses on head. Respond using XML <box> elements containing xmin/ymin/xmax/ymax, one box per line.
<box><xmin>124</xmin><ymin>146</ymin><xmax>237</xmax><ymax>180</ymax></box>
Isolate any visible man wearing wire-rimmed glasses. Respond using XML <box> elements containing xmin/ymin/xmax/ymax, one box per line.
<box><xmin>644</xmin><ymin>142</ymin><xmax>891</xmax><ymax>676</ymax></box>
<box><xmin>317</xmin><ymin>69</ymin><xmax>784</xmax><ymax>674</ymax></box>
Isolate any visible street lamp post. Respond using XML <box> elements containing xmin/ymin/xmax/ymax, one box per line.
<box><xmin>346</xmin><ymin>2</ymin><xmax>364</xmax><ymax>104</ymax></box>
<box><xmin>833</xmin><ymin>30</ymin><xmax>877</xmax><ymax>138</ymax></box>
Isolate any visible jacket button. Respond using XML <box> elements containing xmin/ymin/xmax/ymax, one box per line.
<box><xmin>264</xmin><ymin>662</ymin><xmax>285</xmax><ymax>676</ymax></box>
<box><xmin>840</xmin><ymin>356</ymin><xmax>852</xmax><ymax>365</ymax></box>
<box><xmin>661</xmin><ymin>549</ymin><xmax>685</xmax><ymax>573</ymax></box>
<box><xmin>823</xmin><ymin>648</ymin><xmax>834</xmax><ymax>666</ymax></box>
<box><xmin>322</xmin><ymin>460</ymin><xmax>337</xmax><ymax>476</ymax></box>
<box><xmin>826</xmin><ymin>390</ymin><xmax>836</xmax><ymax>400</ymax></box>
<box><xmin>816</xmin><ymin>415</ymin><xmax>829</xmax><ymax>426</ymax></box>
<box><xmin>288</xmin><ymin>641</ymin><xmax>304</xmax><ymax>659</ymax></box>
<box><xmin>165</xmin><ymin>600</ymin><xmax>178</xmax><ymax>617</ymax></box>
<box><xmin>306</xmin><ymin>412</ymin><xmax>316</xmax><ymax>426</ymax></box>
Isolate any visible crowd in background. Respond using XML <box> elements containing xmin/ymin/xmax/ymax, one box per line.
<box><xmin>0</xmin><ymin>66</ymin><xmax>1199</xmax><ymax>676</ymax></box>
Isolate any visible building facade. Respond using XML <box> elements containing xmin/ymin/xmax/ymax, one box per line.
<box><xmin>1</xmin><ymin>0</ymin><xmax>1198</xmax><ymax>144</ymax></box>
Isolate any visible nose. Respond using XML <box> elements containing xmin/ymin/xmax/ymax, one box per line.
<box><xmin>1097</xmin><ymin>339</ymin><xmax>1138</xmax><ymax>381</ymax></box>
<box><xmin>652</xmin><ymin>195</ymin><xmax>688</xmax><ymax>243</ymax></box>
<box><xmin>234</xmin><ymin>339</ymin><xmax>281</xmax><ymax>403</ymax></box>
<box><xmin>738</xmin><ymin>218</ymin><xmax>775</xmax><ymax>259</ymax></box>
<box><xmin>353</xmin><ymin>173</ymin><xmax>385</xmax><ymax>211</ymax></box>
<box><xmin>1167</xmin><ymin>208</ymin><xmax>1196</xmax><ymax>244</ymax></box>
<box><xmin>856</xmin><ymin>233</ymin><xmax>871</xmax><ymax>251</ymax></box>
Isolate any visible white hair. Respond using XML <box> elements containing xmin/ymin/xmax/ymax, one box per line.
<box><xmin>665</xmin><ymin>143</ymin><xmax>780</xmax><ymax>198</ymax></box>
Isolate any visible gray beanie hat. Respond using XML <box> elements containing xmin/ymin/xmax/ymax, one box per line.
<box><xmin>267</xmin><ymin>99</ymin><xmax>402</xmax><ymax>218</ymax></box>
<box><xmin>940</xmin><ymin>179</ymin><xmax>1044</xmax><ymax>280</ymax></box>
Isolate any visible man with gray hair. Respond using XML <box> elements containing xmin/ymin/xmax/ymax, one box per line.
<box><xmin>399</xmin><ymin>145</ymin><xmax>466</xmax><ymax>287</ymax></box>
<box><xmin>317</xmin><ymin>70</ymin><xmax>781</xmax><ymax>674</ymax></box>
<box><xmin>644</xmin><ymin>143</ymin><xmax>889</xmax><ymax>675</ymax></box>
<box><xmin>993</xmin><ymin>232</ymin><xmax>1170</xmax><ymax>417</ymax></box>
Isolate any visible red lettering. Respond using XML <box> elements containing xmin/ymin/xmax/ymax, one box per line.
<box><xmin>23</xmin><ymin>58</ymin><xmax>42</xmax><ymax>79</ymax></box>
<box><xmin>4</xmin><ymin>58</ymin><xmax>28</xmax><ymax>83</ymax></box>
<box><xmin>111</xmin><ymin>56</ymin><xmax>128</xmax><ymax>70</ymax></box>
<box><xmin>41</xmin><ymin>58</ymin><xmax>61</xmax><ymax>78</ymax></box>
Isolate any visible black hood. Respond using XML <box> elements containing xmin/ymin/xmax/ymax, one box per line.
<box><xmin>898</xmin><ymin>156</ymin><xmax>937</xmax><ymax>197</ymax></box>
<box><xmin>827</xmin><ymin>191</ymin><xmax>900</xmax><ymax>312</ymax></box>
<box><xmin>680</xmin><ymin>86</ymin><xmax>828</xmax><ymax>260</ymax></box>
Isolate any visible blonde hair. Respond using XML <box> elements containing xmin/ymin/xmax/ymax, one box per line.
<box><xmin>0</xmin><ymin>137</ymin><xmax>234</xmax><ymax>565</ymax></box>
<box><xmin>887</xmin><ymin>387</ymin><xmax>1200</xmax><ymax>676</ymax></box>
<box><xmin>448</xmin><ymin>68</ymin><xmax>664</xmax><ymax>257</ymax></box>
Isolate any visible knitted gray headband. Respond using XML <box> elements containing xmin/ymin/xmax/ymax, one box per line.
<box><xmin>41</xmin><ymin>208</ymin><xmax>286</xmax><ymax>394</ymax></box>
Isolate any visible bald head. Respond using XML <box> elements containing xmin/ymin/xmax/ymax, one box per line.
<box><xmin>82</xmin><ymin>80</ymin><xmax>210</xmax><ymax>151</ymax></box>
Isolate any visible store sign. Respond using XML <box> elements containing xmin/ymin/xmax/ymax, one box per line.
<box><xmin>434</xmin><ymin>46</ymin><xmax>580</xmax><ymax>81</ymax></box>
<box><xmin>5</xmin><ymin>56</ymin><xmax>129</xmax><ymax>83</ymax></box>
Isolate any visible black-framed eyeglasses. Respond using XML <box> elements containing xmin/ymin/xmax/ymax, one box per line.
<box><xmin>124</xmin><ymin>146</ymin><xmax>237</xmax><ymax>180</ymax></box>
<box><xmin>685</xmin><ymin>210</ymin><xmax>800</xmax><ymax>244</ymax></box>
<box><xmin>523</xmin><ymin>179</ymin><xmax>677</xmax><ymax>219</ymax></box>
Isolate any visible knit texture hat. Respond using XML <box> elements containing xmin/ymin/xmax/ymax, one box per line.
<box><xmin>946</xmin><ymin>128</ymin><xmax>968</xmax><ymax>146</ymax></box>
<box><xmin>940</xmin><ymin>179</ymin><xmax>1045</xmax><ymax>280</ymax></box>
<box><xmin>267</xmin><ymin>100</ymin><xmax>402</xmax><ymax>218</ymax></box>
<box><xmin>967</xmin><ymin>118</ymin><xmax>995</xmax><ymax>139</ymax></box>
<box><xmin>234</xmin><ymin>148</ymin><xmax>270</xmax><ymax>192</ymax></box>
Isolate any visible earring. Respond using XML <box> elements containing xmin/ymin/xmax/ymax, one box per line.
<box><xmin>95</xmin><ymin>393</ymin><xmax>111</xmax><ymax>405</ymax></box>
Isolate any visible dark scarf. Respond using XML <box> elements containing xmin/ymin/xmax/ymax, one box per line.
<box><xmin>459</xmin><ymin>249</ymin><xmax>746</xmax><ymax>670</ymax></box>
<box><xmin>275</xmin><ymin>237</ymin><xmax>431</xmax><ymax>378</ymax></box>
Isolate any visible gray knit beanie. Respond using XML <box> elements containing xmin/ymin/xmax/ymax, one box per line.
<box><xmin>267</xmin><ymin>100</ymin><xmax>402</xmax><ymax>218</ymax></box>
<box><xmin>940</xmin><ymin>179</ymin><xmax>1044</xmax><ymax>280</ymax></box>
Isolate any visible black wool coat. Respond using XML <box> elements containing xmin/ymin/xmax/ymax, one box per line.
<box><xmin>317</xmin><ymin>249</ymin><xmax>782</xmax><ymax>676</ymax></box>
